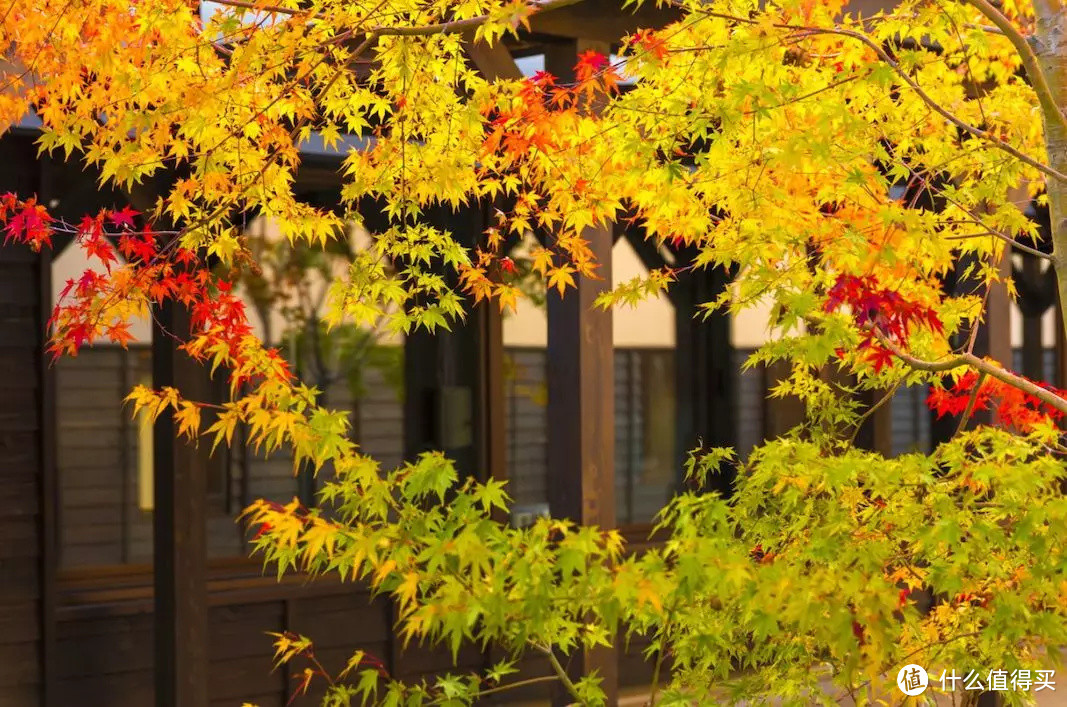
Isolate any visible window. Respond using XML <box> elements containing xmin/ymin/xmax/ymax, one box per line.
<box><xmin>615</xmin><ymin>349</ymin><xmax>676</xmax><ymax>526</ymax></box>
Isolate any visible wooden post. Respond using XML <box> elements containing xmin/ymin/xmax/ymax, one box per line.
<box><xmin>545</xmin><ymin>221</ymin><xmax>617</xmax><ymax>704</ymax></box>
<box><xmin>152</xmin><ymin>298</ymin><xmax>209</xmax><ymax>707</ymax></box>
<box><xmin>543</xmin><ymin>40</ymin><xmax>617</xmax><ymax>702</ymax></box>
<box><xmin>401</xmin><ymin>206</ymin><xmax>481</xmax><ymax>477</ymax></box>
<box><xmin>462</xmin><ymin>34</ymin><xmax>519</xmax><ymax>498</ymax></box>
<box><xmin>477</xmin><ymin>282</ymin><xmax>507</xmax><ymax>489</ymax></box>
<box><xmin>673</xmin><ymin>264</ymin><xmax>735</xmax><ymax>494</ymax></box>
<box><xmin>37</xmin><ymin>153</ymin><xmax>57</xmax><ymax>707</ymax></box>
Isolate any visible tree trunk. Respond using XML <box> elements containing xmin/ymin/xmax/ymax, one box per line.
<box><xmin>1034</xmin><ymin>0</ymin><xmax>1067</xmax><ymax>342</ymax></box>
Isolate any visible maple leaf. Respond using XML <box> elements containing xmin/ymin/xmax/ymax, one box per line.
<box><xmin>5</xmin><ymin>202</ymin><xmax>52</xmax><ymax>250</ymax></box>
<box><xmin>865</xmin><ymin>345</ymin><xmax>895</xmax><ymax>374</ymax></box>
<box><xmin>105</xmin><ymin>322</ymin><xmax>134</xmax><ymax>348</ymax></box>
<box><xmin>82</xmin><ymin>229</ymin><xmax>117</xmax><ymax>271</ymax></box>
<box><xmin>107</xmin><ymin>205</ymin><xmax>139</xmax><ymax>231</ymax></box>
<box><xmin>118</xmin><ymin>231</ymin><xmax>157</xmax><ymax>263</ymax></box>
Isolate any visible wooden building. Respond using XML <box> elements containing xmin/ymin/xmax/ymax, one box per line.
<box><xmin>0</xmin><ymin>2</ymin><xmax>1058</xmax><ymax>705</ymax></box>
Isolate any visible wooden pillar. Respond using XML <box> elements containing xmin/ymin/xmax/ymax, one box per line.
<box><xmin>545</xmin><ymin>221</ymin><xmax>615</xmax><ymax>527</ymax></box>
<box><xmin>545</xmin><ymin>220</ymin><xmax>617</xmax><ymax>704</ymax></box>
<box><xmin>477</xmin><ymin>286</ymin><xmax>507</xmax><ymax>488</ymax></box>
<box><xmin>542</xmin><ymin>43</ymin><xmax>616</xmax><ymax>704</ymax></box>
<box><xmin>460</xmin><ymin>39</ymin><xmax>518</xmax><ymax>494</ymax></box>
<box><xmin>37</xmin><ymin>151</ymin><xmax>57</xmax><ymax>707</ymax></box>
<box><xmin>152</xmin><ymin>299</ymin><xmax>209</xmax><ymax>707</ymax></box>
<box><xmin>402</xmin><ymin>206</ymin><xmax>482</xmax><ymax>478</ymax></box>
<box><xmin>673</xmin><ymin>265</ymin><xmax>736</xmax><ymax>494</ymax></box>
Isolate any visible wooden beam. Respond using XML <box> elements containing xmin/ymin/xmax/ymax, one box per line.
<box><xmin>463</xmin><ymin>37</ymin><xmax>524</xmax><ymax>80</ymax></box>
<box><xmin>527</xmin><ymin>0</ymin><xmax>681</xmax><ymax>45</ymax></box>
<box><xmin>152</xmin><ymin>299</ymin><xmax>209</xmax><ymax>707</ymax></box>
<box><xmin>543</xmin><ymin>38</ymin><xmax>618</xmax><ymax>707</ymax></box>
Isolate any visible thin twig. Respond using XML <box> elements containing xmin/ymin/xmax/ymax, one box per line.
<box><xmin>943</xmin><ymin>229</ymin><xmax>1052</xmax><ymax>259</ymax></box>
<box><xmin>426</xmin><ymin>674</ymin><xmax>562</xmax><ymax>705</ymax></box>
<box><xmin>954</xmin><ymin>371</ymin><xmax>988</xmax><ymax>435</ymax></box>
<box><xmin>847</xmin><ymin>378</ymin><xmax>903</xmax><ymax>447</ymax></box>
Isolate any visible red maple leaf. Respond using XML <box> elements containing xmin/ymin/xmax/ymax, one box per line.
<box><xmin>5</xmin><ymin>202</ymin><xmax>53</xmax><ymax>250</ymax></box>
<box><xmin>633</xmin><ymin>28</ymin><xmax>669</xmax><ymax>62</ymax></box>
<box><xmin>118</xmin><ymin>230</ymin><xmax>158</xmax><ymax>263</ymax></box>
<box><xmin>108</xmin><ymin>205</ymin><xmax>140</xmax><ymax>230</ymax></box>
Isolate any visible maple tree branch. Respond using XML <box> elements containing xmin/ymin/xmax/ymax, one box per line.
<box><xmin>875</xmin><ymin>331</ymin><xmax>1067</xmax><ymax>415</ymax></box>
<box><xmin>535</xmin><ymin>643</ymin><xmax>581</xmax><ymax>702</ymax></box>
<box><xmin>847</xmin><ymin>379</ymin><xmax>902</xmax><ymax>447</ymax></box>
<box><xmin>944</xmin><ymin>229</ymin><xmax>1053</xmax><ymax>259</ymax></box>
<box><xmin>428</xmin><ymin>675</ymin><xmax>561</xmax><ymax>704</ymax></box>
<box><xmin>955</xmin><ymin>0</ymin><xmax>1067</xmax><ymax>136</ymax></box>
<box><xmin>687</xmin><ymin>5</ymin><xmax>1067</xmax><ymax>182</ymax></box>
<box><xmin>955</xmin><ymin>371</ymin><xmax>987</xmax><ymax>434</ymax></box>
<box><xmin>209</xmin><ymin>0</ymin><xmax>303</xmax><ymax>16</ymax></box>
<box><xmin>800</xmin><ymin>26</ymin><xmax>1067</xmax><ymax>183</ymax></box>
<box><xmin>210</xmin><ymin>0</ymin><xmax>584</xmax><ymax>37</ymax></box>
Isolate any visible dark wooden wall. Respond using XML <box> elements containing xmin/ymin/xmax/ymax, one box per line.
<box><xmin>0</xmin><ymin>134</ymin><xmax>50</xmax><ymax>707</ymax></box>
<box><xmin>51</xmin><ymin>582</ymin><xmax>394</xmax><ymax>707</ymax></box>
<box><xmin>46</xmin><ymin>579</ymin><xmax>656</xmax><ymax>706</ymax></box>
<box><xmin>0</xmin><ymin>242</ymin><xmax>48</xmax><ymax>706</ymax></box>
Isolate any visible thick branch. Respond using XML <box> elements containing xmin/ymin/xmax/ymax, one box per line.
<box><xmin>876</xmin><ymin>332</ymin><xmax>1067</xmax><ymax>415</ymax></box>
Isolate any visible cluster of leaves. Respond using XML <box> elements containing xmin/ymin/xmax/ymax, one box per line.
<box><xmin>823</xmin><ymin>273</ymin><xmax>944</xmax><ymax>372</ymax></box>
<box><xmin>928</xmin><ymin>370</ymin><xmax>1067</xmax><ymax>432</ymax></box>
<box><xmin>236</xmin><ymin>430</ymin><xmax>1067</xmax><ymax>706</ymax></box>
<box><xmin>7</xmin><ymin>0</ymin><xmax>1067</xmax><ymax>702</ymax></box>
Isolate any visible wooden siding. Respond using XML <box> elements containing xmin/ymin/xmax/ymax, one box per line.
<box><xmin>47</xmin><ymin>579</ymin><xmax>658</xmax><ymax>706</ymax></box>
<box><xmin>54</xmin><ymin>347</ymin><xmax>406</xmax><ymax>568</ymax></box>
<box><xmin>55</xmin><ymin>344</ymin><xmax>780</xmax><ymax>568</ymax></box>
<box><xmin>504</xmin><ymin>349</ymin><xmax>550</xmax><ymax>508</ymax></box>
<box><xmin>0</xmin><ymin>243</ymin><xmax>44</xmax><ymax>706</ymax></box>
<box><xmin>733</xmin><ymin>348</ymin><xmax>765</xmax><ymax>460</ymax></box>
